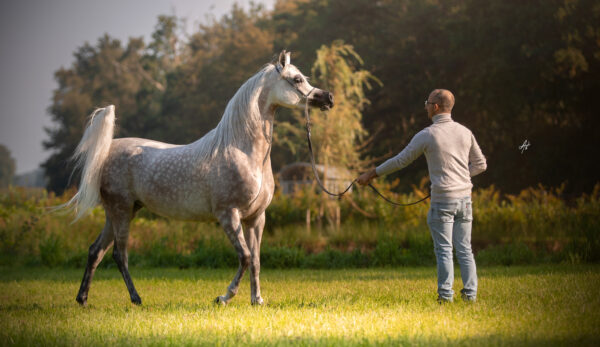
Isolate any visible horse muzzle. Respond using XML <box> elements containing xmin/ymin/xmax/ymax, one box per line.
<box><xmin>309</xmin><ymin>91</ymin><xmax>334</xmax><ymax>111</ymax></box>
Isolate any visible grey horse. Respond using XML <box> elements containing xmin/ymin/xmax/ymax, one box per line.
<box><xmin>65</xmin><ymin>51</ymin><xmax>334</xmax><ymax>306</ymax></box>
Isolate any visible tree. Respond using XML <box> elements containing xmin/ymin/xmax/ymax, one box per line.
<box><xmin>271</xmin><ymin>0</ymin><xmax>600</xmax><ymax>196</ymax></box>
<box><xmin>276</xmin><ymin>41</ymin><xmax>380</xmax><ymax>169</ymax></box>
<box><xmin>43</xmin><ymin>1</ymin><xmax>600</xmax><ymax>196</ymax></box>
<box><xmin>310</xmin><ymin>41</ymin><xmax>381</xmax><ymax>171</ymax></box>
<box><xmin>0</xmin><ymin>144</ymin><xmax>16</xmax><ymax>188</ymax></box>
<box><xmin>160</xmin><ymin>3</ymin><xmax>274</xmax><ymax>144</ymax></box>
<box><xmin>43</xmin><ymin>17</ymin><xmax>181</xmax><ymax>193</ymax></box>
<box><xmin>43</xmin><ymin>35</ymin><xmax>142</xmax><ymax>193</ymax></box>
<box><xmin>275</xmin><ymin>41</ymin><xmax>380</xmax><ymax>227</ymax></box>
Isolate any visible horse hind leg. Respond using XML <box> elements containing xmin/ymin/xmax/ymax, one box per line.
<box><xmin>76</xmin><ymin>217</ymin><xmax>115</xmax><ymax>306</ymax></box>
<box><xmin>215</xmin><ymin>209</ymin><xmax>251</xmax><ymax>305</ymax></box>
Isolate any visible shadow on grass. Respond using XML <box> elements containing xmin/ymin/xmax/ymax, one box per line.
<box><xmin>5</xmin><ymin>331</ymin><xmax>599</xmax><ymax>346</ymax></box>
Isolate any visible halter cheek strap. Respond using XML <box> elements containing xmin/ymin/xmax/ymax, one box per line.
<box><xmin>275</xmin><ymin>64</ymin><xmax>316</xmax><ymax>99</ymax></box>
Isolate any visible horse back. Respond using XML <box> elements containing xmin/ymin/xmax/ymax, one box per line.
<box><xmin>100</xmin><ymin>138</ymin><xmax>212</xmax><ymax>220</ymax></box>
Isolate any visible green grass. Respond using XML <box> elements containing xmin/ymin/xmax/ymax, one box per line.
<box><xmin>1</xmin><ymin>265</ymin><xmax>599</xmax><ymax>345</ymax></box>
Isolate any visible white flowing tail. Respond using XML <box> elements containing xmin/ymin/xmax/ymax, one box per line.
<box><xmin>62</xmin><ymin>105</ymin><xmax>116</xmax><ymax>222</ymax></box>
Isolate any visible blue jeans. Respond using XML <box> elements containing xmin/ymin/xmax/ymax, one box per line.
<box><xmin>427</xmin><ymin>196</ymin><xmax>477</xmax><ymax>299</ymax></box>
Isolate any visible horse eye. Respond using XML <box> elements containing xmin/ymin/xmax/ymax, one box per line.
<box><xmin>293</xmin><ymin>76</ymin><xmax>303</xmax><ymax>84</ymax></box>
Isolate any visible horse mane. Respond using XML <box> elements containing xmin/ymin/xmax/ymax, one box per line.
<box><xmin>193</xmin><ymin>64</ymin><xmax>277</xmax><ymax>162</ymax></box>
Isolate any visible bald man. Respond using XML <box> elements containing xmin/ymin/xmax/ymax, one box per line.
<box><xmin>357</xmin><ymin>89</ymin><xmax>487</xmax><ymax>303</ymax></box>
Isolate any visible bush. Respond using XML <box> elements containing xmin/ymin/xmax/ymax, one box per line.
<box><xmin>189</xmin><ymin>240</ymin><xmax>237</xmax><ymax>268</ymax></box>
<box><xmin>261</xmin><ymin>246</ymin><xmax>305</xmax><ymax>268</ymax></box>
<box><xmin>476</xmin><ymin>243</ymin><xmax>536</xmax><ymax>266</ymax></box>
<box><xmin>1</xmin><ymin>183</ymin><xmax>599</xmax><ymax>268</ymax></box>
<box><xmin>372</xmin><ymin>235</ymin><xmax>435</xmax><ymax>267</ymax></box>
<box><xmin>302</xmin><ymin>248</ymin><xmax>370</xmax><ymax>269</ymax></box>
<box><xmin>39</xmin><ymin>235</ymin><xmax>66</xmax><ymax>267</ymax></box>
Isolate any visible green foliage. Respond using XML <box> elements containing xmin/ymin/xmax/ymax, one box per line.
<box><xmin>272</xmin><ymin>41</ymin><xmax>380</xmax><ymax>227</ymax></box>
<box><xmin>188</xmin><ymin>240</ymin><xmax>238</xmax><ymax>268</ymax></box>
<box><xmin>161</xmin><ymin>4</ymin><xmax>274</xmax><ymax>145</ymax></box>
<box><xmin>38</xmin><ymin>235</ymin><xmax>66</xmax><ymax>267</ymax></box>
<box><xmin>372</xmin><ymin>233</ymin><xmax>435</xmax><ymax>267</ymax></box>
<box><xmin>475</xmin><ymin>243</ymin><xmax>536</xmax><ymax>266</ymax></box>
<box><xmin>43</xmin><ymin>0</ymin><xmax>600</xmax><ymax>197</ymax></box>
<box><xmin>279</xmin><ymin>40</ymin><xmax>380</xmax><ymax>170</ymax></box>
<box><xmin>302</xmin><ymin>248</ymin><xmax>370</xmax><ymax>268</ymax></box>
<box><xmin>261</xmin><ymin>246</ymin><xmax>305</xmax><ymax>268</ymax></box>
<box><xmin>1</xmin><ymin>184</ymin><xmax>599</xmax><ymax>268</ymax></box>
<box><xmin>43</xmin><ymin>16</ymin><xmax>180</xmax><ymax>193</ymax></box>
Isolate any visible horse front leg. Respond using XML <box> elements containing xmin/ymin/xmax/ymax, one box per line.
<box><xmin>245</xmin><ymin>212</ymin><xmax>265</xmax><ymax>305</ymax></box>
<box><xmin>215</xmin><ymin>208</ymin><xmax>251</xmax><ymax>305</ymax></box>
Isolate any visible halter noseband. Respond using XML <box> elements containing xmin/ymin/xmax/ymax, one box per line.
<box><xmin>275</xmin><ymin>63</ymin><xmax>316</xmax><ymax>99</ymax></box>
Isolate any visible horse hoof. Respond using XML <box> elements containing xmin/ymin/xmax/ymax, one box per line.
<box><xmin>76</xmin><ymin>295</ymin><xmax>87</xmax><ymax>306</ymax></box>
<box><xmin>251</xmin><ymin>297</ymin><xmax>264</xmax><ymax>306</ymax></box>
<box><xmin>131</xmin><ymin>295</ymin><xmax>142</xmax><ymax>305</ymax></box>
<box><xmin>214</xmin><ymin>296</ymin><xmax>227</xmax><ymax>306</ymax></box>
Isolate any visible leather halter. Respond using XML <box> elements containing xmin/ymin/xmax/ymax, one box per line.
<box><xmin>275</xmin><ymin>63</ymin><xmax>316</xmax><ymax>99</ymax></box>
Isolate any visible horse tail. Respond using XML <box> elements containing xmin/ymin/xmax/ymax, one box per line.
<box><xmin>62</xmin><ymin>105</ymin><xmax>116</xmax><ymax>222</ymax></box>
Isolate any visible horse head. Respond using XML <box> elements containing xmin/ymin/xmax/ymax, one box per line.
<box><xmin>269</xmin><ymin>50</ymin><xmax>334</xmax><ymax>111</ymax></box>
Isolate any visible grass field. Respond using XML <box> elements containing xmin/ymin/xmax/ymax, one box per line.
<box><xmin>1</xmin><ymin>265</ymin><xmax>599</xmax><ymax>346</ymax></box>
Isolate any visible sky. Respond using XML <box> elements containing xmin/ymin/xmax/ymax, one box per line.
<box><xmin>0</xmin><ymin>0</ymin><xmax>275</xmax><ymax>175</ymax></box>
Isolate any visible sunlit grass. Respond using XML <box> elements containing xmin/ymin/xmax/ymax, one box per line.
<box><xmin>1</xmin><ymin>265</ymin><xmax>599</xmax><ymax>345</ymax></box>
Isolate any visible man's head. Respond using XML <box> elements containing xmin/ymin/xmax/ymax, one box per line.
<box><xmin>424</xmin><ymin>89</ymin><xmax>455</xmax><ymax>119</ymax></box>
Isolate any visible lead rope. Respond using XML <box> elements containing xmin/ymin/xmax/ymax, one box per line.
<box><xmin>304</xmin><ymin>101</ymin><xmax>430</xmax><ymax>206</ymax></box>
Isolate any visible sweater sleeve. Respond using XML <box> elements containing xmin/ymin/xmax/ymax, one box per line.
<box><xmin>376</xmin><ymin>130</ymin><xmax>428</xmax><ymax>177</ymax></box>
<box><xmin>468</xmin><ymin>134</ymin><xmax>487</xmax><ymax>177</ymax></box>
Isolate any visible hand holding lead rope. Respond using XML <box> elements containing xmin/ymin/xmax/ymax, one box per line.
<box><xmin>303</xmin><ymin>101</ymin><xmax>430</xmax><ymax>206</ymax></box>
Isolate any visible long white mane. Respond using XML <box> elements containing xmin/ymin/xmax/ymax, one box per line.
<box><xmin>193</xmin><ymin>64</ymin><xmax>276</xmax><ymax>162</ymax></box>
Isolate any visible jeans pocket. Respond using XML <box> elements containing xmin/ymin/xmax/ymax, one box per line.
<box><xmin>431</xmin><ymin>203</ymin><xmax>455</xmax><ymax>223</ymax></box>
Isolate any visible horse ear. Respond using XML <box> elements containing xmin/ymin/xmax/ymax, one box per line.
<box><xmin>278</xmin><ymin>50</ymin><xmax>288</xmax><ymax>67</ymax></box>
<box><xmin>285</xmin><ymin>52</ymin><xmax>291</xmax><ymax>66</ymax></box>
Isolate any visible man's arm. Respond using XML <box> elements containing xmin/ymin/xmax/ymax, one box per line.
<box><xmin>468</xmin><ymin>134</ymin><xmax>487</xmax><ymax>177</ymax></box>
<box><xmin>375</xmin><ymin>130</ymin><xmax>428</xmax><ymax>177</ymax></box>
<box><xmin>357</xmin><ymin>131</ymin><xmax>427</xmax><ymax>185</ymax></box>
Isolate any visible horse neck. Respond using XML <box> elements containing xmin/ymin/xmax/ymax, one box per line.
<box><xmin>191</xmin><ymin>71</ymin><xmax>276</xmax><ymax>164</ymax></box>
<box><xmin>242</xmin><ymin>90</ymin><xmax>275</xmax><ymax>163</ymax></box>
<box><xmin>224</xmin><ymin>72</ymin><xmax>276</xmax><ymax>162</ymax></box>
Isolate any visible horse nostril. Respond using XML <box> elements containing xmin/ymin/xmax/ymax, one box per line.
<box><xmin>327</xmin><ymin>93</ymin><xmax>334</xmax><ymax>104</ymax></box>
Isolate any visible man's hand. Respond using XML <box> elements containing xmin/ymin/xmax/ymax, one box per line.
<box><xmin>357</xmin><ymin>168</ymin><xmax>378</xmax><ymax>186</ymax></box>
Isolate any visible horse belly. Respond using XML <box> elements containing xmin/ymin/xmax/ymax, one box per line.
<box><xmin>141</xmin><ymin>189</ymin><xmax>214</xmax><ymax>221</ymax></box>
<box><xmin>134</xmin><ymin>167</ymin><xmax>214</xmax><ymax>221</ymax></box>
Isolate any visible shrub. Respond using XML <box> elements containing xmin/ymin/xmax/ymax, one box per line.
<box><xmin>1</xmin><ymin>183</ymin><xmax>599</xmax><ymax>267</ymax></box>
<box><xmin>39</xmin><ymin>235</ymin><xmax>66</xmax><ymax>267</ymax></box>
<box><xmin>476</xmin><ymin>243</ymin><xmax>536</xmax><ymax>266</ymax></box>
<box><xmin>261</xmin><ymin>246</ymin><xmax>305</xmax><ymax>268</ymax></box>
<box><xmin>302</xmin><ymin>248</ymin><xmax>370</xmax><ymax>269</ymax></box>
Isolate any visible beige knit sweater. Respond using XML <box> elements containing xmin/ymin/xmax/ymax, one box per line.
<box><xmin>375</xmin><ymin>113</ymin><xmax>487</xmax><ymax>202</ymax></box>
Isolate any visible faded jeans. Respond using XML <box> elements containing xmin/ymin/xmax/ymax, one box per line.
<box><xmin>427</xmin><ymin>196</ymin><xmax>477</xmax><ymax>300</ymax></box>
